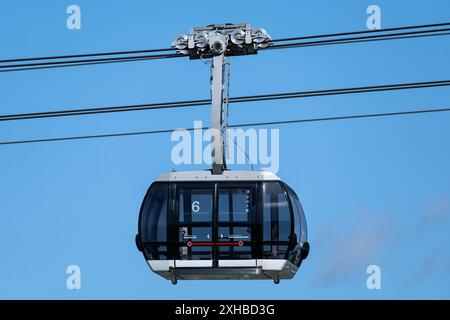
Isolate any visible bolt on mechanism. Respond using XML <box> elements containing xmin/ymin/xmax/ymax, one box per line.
<box><xmin>172</xmin><ymin>23</ymin><xmax>272</xmax><ymax>59</ymax></box>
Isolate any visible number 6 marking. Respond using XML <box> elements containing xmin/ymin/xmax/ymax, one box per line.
<box><xmin>192</xmin><ymin>201</ymin><xmax>200</xmax><ymax>213</ymax></box>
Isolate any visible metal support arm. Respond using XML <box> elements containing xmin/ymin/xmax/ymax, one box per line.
<box><xmin>210</xmin><ymin>53</ymin><xmax>226</xmax><ymax>175</ymax></box>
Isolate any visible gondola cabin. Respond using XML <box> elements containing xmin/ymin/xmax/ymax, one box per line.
<box><xmin>135</xmin><ymin>170</ymin><xmax>309</xmax><ymax>284</ymax></box>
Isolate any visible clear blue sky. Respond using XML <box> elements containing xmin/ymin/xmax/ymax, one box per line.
<box><xmin>0</xmin><ymin>0</ymin><xmax>449</xmax><ymax>299</ymax></box>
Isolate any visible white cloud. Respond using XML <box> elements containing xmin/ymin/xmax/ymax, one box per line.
<box><xmin>312</xmin><ymin>209</ymin><xmax>398</xmax><ymax>286</ymax></box>
<box><xmin>419</xmin><ymin>194</ymin><xmax>450</xmax><ymax>230</ymax></box>
<box><xmin>402</xmin><ymin>245</ymin><xmax>448</xmax><ymax>289</ymax></box>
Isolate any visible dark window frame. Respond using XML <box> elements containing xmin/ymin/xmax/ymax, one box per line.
<box><xmin>138</xmin><ymin>180</ymin><xmax>297</xmax><ymax>262</ymax></box>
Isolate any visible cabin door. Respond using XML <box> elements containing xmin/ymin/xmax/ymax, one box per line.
<box><xmin>173</xmin><ymin>182</ymin><xmax>258</xmax><ymax>267</ymax></box>
<box><xmin>214</xmin><ymin>183</ymin><xmax>258</xmax><ymax>267</ymax></box>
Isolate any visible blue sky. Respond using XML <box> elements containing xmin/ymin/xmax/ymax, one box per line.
<box><xmin>0</xmin><ymin>0</ymin><xmax>449</xmax><ymax>299</ymax></box>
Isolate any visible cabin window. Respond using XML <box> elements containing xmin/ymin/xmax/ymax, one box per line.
<box><xmin>262</xmin><ymin>182</ymin><xmax>292</xmax><ymax>258</ymax></box>
<box><xmin>176</xmin><ymin>186</ymin><xmax>214</xmax><ymax>260</ymax></box>
<box><xmin>140</xmin><ymin>183</ymin><xmax>168</xmax><ymax>243</ymax></box>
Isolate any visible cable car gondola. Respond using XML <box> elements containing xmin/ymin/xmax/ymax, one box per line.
<box><xmin>135</xmin><ymin>170</ymin><xmax>309</xmax><ymax>284</ymax></box>
<box><xmin>135</xmin><ymin>23</ymin><xmax>309</xmax><ymax>284</ymax></box>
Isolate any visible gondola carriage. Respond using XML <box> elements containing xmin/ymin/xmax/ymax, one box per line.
<box><xmin>135</xmin><ymin>23</ymin><xmax>309</xmax><ymax>284</ymax></box>
<box><xmin>135</xmin><ymin>170</ymin><xmax>309</xmax><ymax>284</ymax></box>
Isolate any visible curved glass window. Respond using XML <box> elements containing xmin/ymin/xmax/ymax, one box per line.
<box><xmin>139</xmin><ymin>183</ymin><xmax>168</xmax><ymax>260</ymax></box>
<box><xmin>262</xmin><ymin>182</ymin><xmax>292</xmax><ymax>259</ymax></box>
<box><xmin>140</xmin><ymin>183</ymin><xmax>168</xmax><ymax>242</ymax></box>
<box><xmin>287</xmin><ymin>188</ymin><xmax>307</xmax><ymax>245</ymax></box>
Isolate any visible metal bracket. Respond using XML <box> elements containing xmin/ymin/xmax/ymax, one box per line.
<box><xmin>210</xmin><ymin>35</ymin><xmax>227</xmax><ymax>175</ymax></box>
